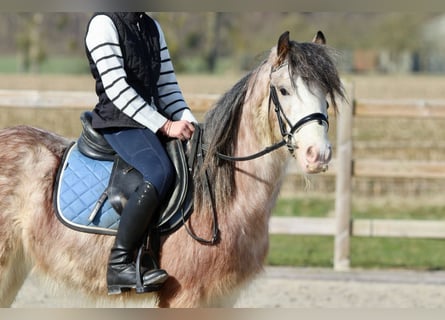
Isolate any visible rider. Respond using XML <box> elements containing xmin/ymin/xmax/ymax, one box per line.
<box><xmin>84</xmin><ymin>12</ymin><xmax>197</xmax><ymax>294</ymax></box>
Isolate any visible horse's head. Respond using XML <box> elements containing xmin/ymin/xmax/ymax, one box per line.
<box><xmin>269</xmin><ymin>31</ymin><xmax>344</xmax><ymax>174</ymax></box>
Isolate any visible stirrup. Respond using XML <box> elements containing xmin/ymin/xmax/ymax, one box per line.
<box><xmin>107</xmin><ymin>285</ymin><xmax>132</xmax><ymax>295</ymax></box>
<box><xmin>135</xmin><ymin>243</ymin><xmax>168</xmax><ymax>294</ymax></box>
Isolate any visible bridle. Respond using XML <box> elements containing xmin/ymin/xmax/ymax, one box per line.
<box><xmin>214</xmin><ymin>66</ymin><xmax>329</xmax><ymax>162</ymax></box>
<box><xmin>270</xmin><ymin>85</ymin><xmax>329</xmax><ymax>154</ymax></box>
<box><xmin>187</xmin><ymin>64</ymin><xmax>330</xmax><ymax>245</ymax></box>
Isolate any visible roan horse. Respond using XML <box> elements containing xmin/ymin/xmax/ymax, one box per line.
<box><xmin>0</xmin><ymin>31</ymin><xmax>344</xmax><ymax>307</ymax></box>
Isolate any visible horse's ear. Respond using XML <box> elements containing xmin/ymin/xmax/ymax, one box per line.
<box><xmin>312</xmin><ymin>30</ymin><xmax>326</xmax><ymax>45</ymax></box>
<box><xmin>276</xmin><ymin>31</ymin><xmax>290</xmax><ymax>67</ymax></box>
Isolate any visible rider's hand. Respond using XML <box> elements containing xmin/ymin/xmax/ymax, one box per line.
<box><xmin>160</xmin><ymin>120</ymin><xmax>195</xmax><ymax>141</ymax></box>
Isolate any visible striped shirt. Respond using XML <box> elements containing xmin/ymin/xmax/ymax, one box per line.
<box><xmin>85</xmin><ymin>14</ymin><xmax>197</xmax><ymax>133</ymax></box>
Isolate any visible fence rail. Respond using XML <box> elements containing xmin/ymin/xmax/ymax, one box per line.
<box><xmin>0</xmin><ymin>89</ymin><xmax>217</xmax><ymax>112</ymax></box>
<box><xmin>287</xmin><ymin>158</ymin><xmax>445</xmax><ymax>179</ymax></box>
<box><xmin>1</xmin><ymin>87</ymin><xmax>444</xmax><ymax>270</ymax></box>
<box><xmin>269</xmin><ymin>217</ymin><xmax>445</xmax><ymax>239</ymax></box>
<box><xmin>356</xmin><ymin>99</ymin><xmax>445</xmax><ymax>118</ymax></box>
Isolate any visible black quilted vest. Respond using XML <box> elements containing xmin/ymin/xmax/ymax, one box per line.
<box><xmin>85</xmin><ymin>12</ymin><xmax>161</xmax><ymax>129</ymax></box>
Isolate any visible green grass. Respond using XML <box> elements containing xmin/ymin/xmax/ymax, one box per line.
<box><xmin>350</xmin><ymin>237</ymin><xmax>445</xmax><ymax>270</ymax></box>
<box><xmin>267</xmin><ymin>235</ymin><xmax>445</xmax><ymax>270</ymax></box>
<box><xmin>0</xmin><ymin>56</ymin><xmax>19</xmax><ymax>73</ymax></box>
<box><xmin>273</xmin><ymin>197</ymin><xmax>334</xmax><ymax>217</ymax></box>
<box><xmin>353</xmin><ymin>202</ymin><xmax>445</xmax><ymax>220</ymax></box>
<box><xmin>0</xmin><ymin>55</ymin><xmax>89</xmax><ymax>74</ymax></box>
<box><xmin>273</xmin><ymin>195</ymin><xmax>445</xmax><ymax>220</ymax></box>
<box><xmin>39</xmin><ymin>56</ymin><xmax>90</xmax><ymax>74</ymax></box>
<box><xmin>268</xmin><ymin>235</ymin><xmax>334</xmax><ymax>268</ymax></box>
<box><xmin>267</xmin><ymin>197</ymin><xmax>445</xmax><ymax>270</ymax></box>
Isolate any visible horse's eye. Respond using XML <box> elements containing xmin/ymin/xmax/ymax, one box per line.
<box><xmin>279</xmin><ymin>88</ymin><xmax>289</xmax><ymax>96</ymax></box>
<box><xmin>326</xmin><ymin>100</ymin><xmax>330</xmax><ymax>109</ymax></box>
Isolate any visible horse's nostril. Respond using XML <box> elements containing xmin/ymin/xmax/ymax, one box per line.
<box><xmin>305</xmin><ymin>146</ymin><xmax>319</xmax><ymax>163</ymax></box>
<box><xmin>325</xmin><ymin>145</ymin><xmax>332</xmax><ymax>162</ymax></box>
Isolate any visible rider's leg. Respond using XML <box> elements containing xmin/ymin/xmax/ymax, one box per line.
<box><xmin>102</xmin><ymin>128</ymin><xmax>174</xmax><ymax>294</ymax></box>
<box><xmin>107</xmin><ymin>180</ymin><xmax>168</xmax><ymax>294</ymax></box>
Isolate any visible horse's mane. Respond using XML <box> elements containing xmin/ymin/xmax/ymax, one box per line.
<box><xmin>287</xmin><ymin>41</ymin><xmax>345</xmax><ymax>111</ymax></box>
<box><xmin>194</xmin><ymin>39</ymin><xmax>345</xmax><ymax>213</ymax></box>
<box><xmin>193</xmin><ymin>71</ymin><xmax>252</xmax><ymax>212</ymax></box>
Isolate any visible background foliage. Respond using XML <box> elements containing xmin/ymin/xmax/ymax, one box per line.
<box><xmin>0</xmin><ymin>12</ymin><xmax>442</xmax><ymax>74</ymax></box>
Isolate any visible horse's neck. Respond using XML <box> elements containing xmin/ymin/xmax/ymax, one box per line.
<box><xmin>231</xmin><ymin>98</ymin><xmax>289</xmax><ymax>219</ymax></box>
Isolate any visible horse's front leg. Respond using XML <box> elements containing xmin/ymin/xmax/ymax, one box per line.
<box><xmin>0</xmin><ymin>228</ymin><xmax>31</xmax><ymax>307</ymax></box>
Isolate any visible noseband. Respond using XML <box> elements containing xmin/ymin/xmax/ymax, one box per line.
<box><xmin>269</xmin><ymin>85</ymin><xmax>329</xmax><ymax>154</ymax></box>
<box><xmin>213</xmin><ymin>82</ymin><xmax>329</xmax><ymax>162</ymax></box>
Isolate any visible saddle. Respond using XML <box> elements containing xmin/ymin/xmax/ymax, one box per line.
<box><xmin>53</xmin><ymin>111</ymin><xmax>200</xmax><ymax>236</ymax></box>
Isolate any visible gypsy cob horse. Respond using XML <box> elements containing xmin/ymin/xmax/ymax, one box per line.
<box><xmin>0</xmin><ymin>31</ymin><xmax>344</xmax><ymax>307</ymax></box>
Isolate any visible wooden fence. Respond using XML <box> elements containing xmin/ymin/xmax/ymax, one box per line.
<box><xmin>332</xmin><ymin>87</ymin><xmax>445</xmax><ymax>270</ymax></box>
<box><xmin>1</xmin><ymin>87</ymin><xmax>445</xmax><ymax>270</ymax></box>
<box><xmin>0</xmin><ymin>89</ymin><xmax>217</xmax><ymax>114</ymax></box>
<box><xmin>278</xmin><ymin>83</ymin><xmax>445</xmax><ymax>271</ymax></box>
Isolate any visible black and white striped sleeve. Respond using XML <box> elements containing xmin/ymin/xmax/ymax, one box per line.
<box><xmin>154</xmin><ymin>20</ymin><xmax>197</xmax><ymax>124</ymax></box>
<box><xmin>85</xmin><ymin>15</ymin><xmax>168</xmax><ymax>133</ymax></box>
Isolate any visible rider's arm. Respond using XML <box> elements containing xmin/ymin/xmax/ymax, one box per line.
<box><xmin>85</xmin><ymin>15</ymin><xmax>167</xmax><ymax>133</ymax></box>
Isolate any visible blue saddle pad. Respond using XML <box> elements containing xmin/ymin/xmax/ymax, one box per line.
<box><xmin>54</xmin><ymin>143</ymin><xmax>120</xmax><ymax>235</ymax></box>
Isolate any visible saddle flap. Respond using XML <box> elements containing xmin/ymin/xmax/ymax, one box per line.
<box><xmin>156</xmin><ymin>139</ymin><xmax>190</xmax><ymax>227</ymax></box>
<box><xmin>107</xmin><ymin>156</ymin><xmax>142</xmax><ymax>214</ymax></box>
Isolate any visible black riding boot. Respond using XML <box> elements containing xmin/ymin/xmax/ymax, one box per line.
<box><xmin>107</xmin><ymin>181</ymin><xmax>169</xmax><ymax>295</ymax></box>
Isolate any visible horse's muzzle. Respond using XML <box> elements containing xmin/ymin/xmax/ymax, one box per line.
<box><xmin>302</xmin><ymin>143</ymin><xmax>332</xmax><ymax>174</ymax></box>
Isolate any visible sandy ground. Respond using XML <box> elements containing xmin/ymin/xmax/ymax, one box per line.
<box><xmin>11</xmin><ymin>266</ymin><xmax>445</xmax><ymax>308</ymax></box>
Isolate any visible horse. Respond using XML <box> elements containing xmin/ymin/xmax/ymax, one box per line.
<box><xmin>0</xmin><ymin>31</ymin><xmax>345</xmax><ymax>307</ymax></box>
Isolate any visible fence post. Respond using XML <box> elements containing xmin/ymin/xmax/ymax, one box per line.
<box><xmin>334</xmin><ymin>81</ymin><xmax>354</xmax><ymax>271</ymax></box>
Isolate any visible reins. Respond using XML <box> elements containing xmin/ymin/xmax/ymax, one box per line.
<box><xmin>182</xmin><ymin>126</ymin><xmax>219</xmax><ymax>245</ymax></box>
<box><xmin>205</xmin><ymin>84</ymin><xmax>329</xmax><ymax>162</ymax></box>
<box><xmin>186</xmin><ymin>65</ymin><xmax>330</xmax><ymax>245</ymax></box>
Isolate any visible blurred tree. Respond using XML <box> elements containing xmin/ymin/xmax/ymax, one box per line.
<box><xmin>373</xmin><ymin>13</ymin><xmax>431</xmax><ymax>52</ymax></box>
<box><xmin>371</xmin><ymin>13</ymin><xmax>437</xmax><ymax>72</ymax></box>
<box><xmin>1</xmin><ymin>12</ymin><xmax>442</xmax><ymax>74</ymax></box>
<box><xmin>16</xmin><ymin>13</ymin><xmax>46</xmax><ymax>73</ymax></box>
<box><xmin>206</xmin><ymin>12</ymin><xmax>223</xmax><ymax>72</ymax></box>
